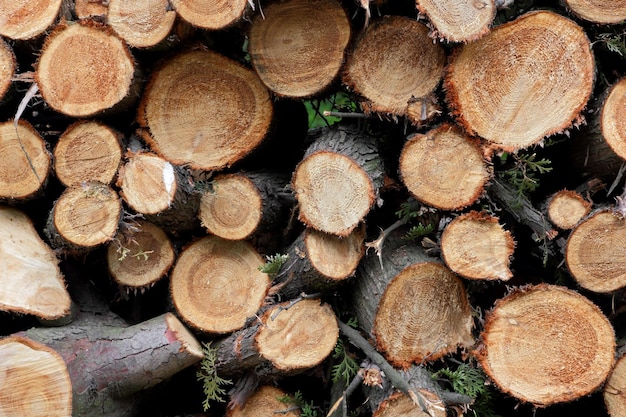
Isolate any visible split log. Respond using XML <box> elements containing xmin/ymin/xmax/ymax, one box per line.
<box><xmin>0</xmin><ymin>336</ymin><xmax>72</xmax><ymax>417</ymax></box>
<box><xmin>227</xmin><ymin>385</ymin><xmax>299</xmax><ymax>417</ymax></box>
<box><xmin>170</xmin><ymin>0</ymin><xmax>248</xmax><ymax>30</ymax></box>
<box><xmin>440</xmin><ymin>211</ymin><xmax>515</xmax><ymax>281</ymax></box>
<box><xmin>544</xmin><ymin>189</ymin><xmax>591</xmax><ymax>230</ymax></box>
<box><xmin>35</xmin><ymin>19</ymin><xmax>137</xmax><ymax>117</ymax></box>
<box><xmin>53</xmin><ymin>120</ymin><xmax>122</xmax><ymax>187</ymax></box>
<box><xmin>107</xmin><ymin>0</ymin><xmax>177</xmax><ymax>48</ymax></box>
<box><xmin>0</xmin><ymin>37</ymin><xmax>15</xmax><ymax>102</ymax></box>
<box><xmin>137</xmin><ymin>48</ymin><xmax>273</xmax><ymax>171</ymax></box>
<box><xmin>45</xmin><ymin>181</ymin><xmax>122</xmax><ymax>253</ymax></box>
<box><xmin>444</xmin><ymin>10</ymin><xmax>594</xmax><ymax>151</ymax></box>
<box><xmin>292</xmin><ymin>126</ymin><xmax>384</xmax><ymax>237</ymax></box>
<box><xmin>562</xmin><ymin>0</ymin><xmax>626</xmax><ymax>24</ymax></box>
<box><xmin>248</xmin><ymin>0</ymin><xmax>351</xmax><ymax>98</ymax></box>
<box><xmin>605</xmin><ymin>352</ymin><xmax>626</xmax><ymax>417</ymax></box>
<box><xmin>475</xmin><ymin>284</ymin><xmax>615</xmax><ymax>406</ymax></box>
<box><xmin>342</xmin><ymin>15</ymin><xmax>445</xmax><ymax>120</ymax></box>
<box><xmin>0</xmin><ymin>0</ymin><xmax>63</xmax><ymax>40</ymax></box>
<box><xmin>398</xmin><ymin>124</ymin><xmax>491</xmax><ymax>211</ymax></box>
<box><xmin>117</xmin><ymin>151</ymin><xmax>201</xmax><ymax>232</ymax></box>
<box><xmin>271</xmin><ymin>224</ymin><xmax>366</xmax><ymax>299</ymax></box>
<box><xmin>0</xmin><ymin>120</ymin><xmax>51</xmax><ymax>202</ymax></box>
<box><xmin>106</xmin><ymin>219</ymin><xmax>175</xmax><ymax>292</ymax></box>
<box><xmin>0</xmin><ymin>205</ymin><xmax>72</xmax><ymax>320</ymax></box>
<box><xmin>213</xmin><ymin>298</ymin><xmax>338</xmax><ymax>378</ymax></box>
<box><xmin>351</xmin><ymin>228</ymin><xmax>475</xmax><ymax>369</ymax></box>
<box><xmin>169</xmin><ymin>235</ymin><xmax>270</xmax><ymax>334</ymax></box>
<box><xmin>416</xmin><ymin>0</ymin><xmax>495</xmax><ymax>42</ymax></box>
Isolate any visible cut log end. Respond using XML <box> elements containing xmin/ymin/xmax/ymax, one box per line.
<box><xmin>0</xmin><ymin>38</ymin><xmax>15</xmax><ymax>100</ymax></box>
<box><xmin>305</xmin><ymin>226</ymin><xmax>365</xmax><ymax>279</ymax></box>
<box><xmin>601</xmin><ymin>77</ymin><xmax>626</xmax><ymax>160</ymax></box>
<box><xmin>0</xmin><ymin>0</ymin><xmax>63</xmax><ymax>40</ymax></box>
<box><xmin>373</xmin><ymin>390</ymin><xmax>446</xmax><ymax>417</ymax></box>
<box><xmin>476</xmin><ymin>284</ymin><xmax>615</xmax><ymax>406</ymax></box>
<box><xmin>564</xmin><ymin>0</ymin><xmax>626</xmax><ymax>24</ymax></box>
<box><xmin>170</xmin><ymin>0</ymin><xmax>248</xmax><ymax>30</ymax></box>
<box><xmin>164</xmin><ymin>312</ymin><xmax>204</xmax><ymax>359</ymax></box>
<box><xmin>228</xmin><ymin>385</ymin><xmax>300</xmax><ymax>417</ymax></box>
<box><xmin>605</xmin><ymin>353</ymin><xmax>626</xmax><ymax>417</ymax></box>
<box><xmin>416</xmin><ymin>0</ymin><xmax>495</xmax><ymax>42</ymax></box>
<box><xmin>546</xmin><ymin>189</ymin><xmax>591</xmax><ymax>230</ymax></box>
<box><xmin>107</xmin><ymin>0</ymin><xmax>177</xmax><ymax>48</ymax></box>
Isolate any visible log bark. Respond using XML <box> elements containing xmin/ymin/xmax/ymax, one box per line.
<box><xmin>342</xmin><ymin>15</ymin><xmax>445</xmax><ymax>119</ymax></box>
<box><xmin>0</xmin><ymin>336</ymin><xmax>73</xmax><ymax>417</ymax></box>
<box><xmin>0</xmin><ymin>0</ymin><xmax>63</xmax><ymax>40</ymax></box>
<box><xmin>398</xmin><ymin>124</ymin><xmax>491</xmax><ymax>211</ymax></box>
<box><xmin>475</xmin><ymin>284</ymin><xmax>615</xmax><ymax>406</ymax></box>
<box><xmin>137</xmin><ymin>48</ymin><xmax>273</xmax><ymax>171</ymax></box>
<box><xmin>227</xmin><ymin>385</ymin><xmax>299</xmax><ymax>417</ymax></box>
<box><xmin>415</xmin><ymin>0</ymin><xmax>495</xmax><ymax>42</ymax></box>
<box><xmin>169</xmin><ymin>235</ymin><xmax>270</xmax><ymax>334</ymax></box>
<box><xmin>107</xmin><ymin>0</ymin><xmax>177</xmax><ymax>48</ymax></box>
<box><xmin>562</xmin><ymin>0</ymin><xmax>626</xmax><ymax>24</ymax></box>
<box><xmin>292</xmin><ymin>126</ymin><xmax>384</xmax><ymax>237</ymax></box>
<box><xmin>544</xmin><ymin>189</ymin><xmax>591</xmax><ymax>230</ymax></box>
<box><xmin>248</xmin><ymin>0</ymin><xmax>351</xmax><ymax>98</ymax></box>
<box><xmin>444</xmin><ymin>10</ymin><xmax>594</xmax><ymax>151</ymax></box>
<box><xmin>605</xmin><ymin>351</ymin><xmax>626</xmax><ymax>417</ymax></box>
<box><xmin>170</xmin><ymin>0</ymin><xmax>248</xmax><ymax>30</ymax></box>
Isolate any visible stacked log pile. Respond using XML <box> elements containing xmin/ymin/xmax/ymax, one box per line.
<box><xmin>1</xmin><ymin>1</ymin><xmax>626</xmax><ymax>417</ymax></box>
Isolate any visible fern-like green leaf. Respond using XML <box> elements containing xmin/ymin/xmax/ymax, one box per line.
<box><xmin>197</xmin><ymin>342</ymin><xmax>232</xmax><ymax>411</ymax></box>
<box><xmin>331</xmin><ymin>338</ymin><xmax>360</xmax><ymax>386</ymax></box>
<box><xmin>259</xmin><ymin>253</ymin><xmax>289</xmax><ymax>278</ymax></box>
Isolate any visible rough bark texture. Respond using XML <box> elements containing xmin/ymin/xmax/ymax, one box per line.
<box><xmin>415</xmin><ymin>0</ymin><xmax>496</xmax><ymax>42</ymax></box>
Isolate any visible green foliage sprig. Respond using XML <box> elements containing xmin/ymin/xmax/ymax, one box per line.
<box><xmin>498</xmin><ymin>151</ymin><xmax>552</xmax><ymax>200</ymax></box>
<box><xmin>259</xmin><ymin>253</ymin><xmax>289</xmax><ymax>278</ymax></box>
<box><xmin>304</xmin><ymin>91</ymin><xmax>357</xmax><ymax>129</ymax></box>
<box><xmin>594</xmin><ymin>31</ymin><xmax>626</xmax><ymax>57</ymax></box>
<box><xmin>277</xmin><ymin>391</ymin><xmax>320</xmax><ymax>417</ymax></box>
<box><xmin>197</xmin><ymin>342</ymin><xmax>232</xmax><ymax>411</ymax></box>
<box><xmin>331</xmin><ymin>338</ymin><xmax>360</xmax><ymax>386</ymax></box>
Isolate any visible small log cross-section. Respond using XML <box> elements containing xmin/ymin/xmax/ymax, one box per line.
<box><xmin>605</xmin><ymin>352</ymin><xmax>626</xmax><ymax>417</ymax></box>
<box><xmin>0</xmin><ymin>206</ymin><xmax>72</xmax><ymax>320</ymax></box>
<box><xmin>399</xmin><ymin>124</ymin><xmax>491</xmax><ymax>211</ymax></box>
<box><xmin>415</xmin><ymin>0</ymin><xmax>495</xmax><ymax>42</ymax></box>
<box><xmin>599</xmin><ymin>77</ymin><xmax>626</xmax><ymax>160</ymax></box>
<box><xmin>545</xmin><ymin>189</ymin><xmax>591</xmax><ymax>230</ymax></box>
<box><xmin>248</xmin><ymin>0</ymin><xmax>351</xmax><ymax>98</ymax></box>
<box><xmin>0</xmin><ymin>336</ymin><xmax>72</xmax><ymax>417</ymax></box>
<box><xmin>170</xmin><ymin>0</ymin><xmax>248</xmax><ymax>30</ymax></box>
<box><xmin>107</xmin><ymin>0</ymin><xmax>177</xmax><ymax>48</ymax></box>
<box><xmin>444</xmin><ymin>10</ymin><xmax>594</xmax><ymax>151</ymax></box>
<box><xmin>0</xmin><ymin>0</ymin><xmax>63</xmax><ymax>40</ymax></box>
<box><xmin>138</xmin><ymin>49</ymin><xmax>273</xmax><ymax>171</ymax></box>
<box><xmin>170</xmin><ymin>235</ymin><xmax>270</xmax><ymax>334</ymax></box>
<box><xmin>440</xmin><ymin>211</ymin><xmax>515</xmax><ymax>281</ymax></box>
<box><xmin>292</xmin><ymin>126</ymin><xmax>384</xmax><ymax>236</ymax></box>
<box><xmin>342</xmin><ymin>15</ymin><xmax>445</xmax><ymax>119</ymax></box>
<box><xmin>563</xmin><ymin>0</ymin><xmax>626</xmax><ymax>24</ymax></box>
<box><xmin>475</xmin><ymin>284</ymin><xmax>615</xmax><ymax>406</ymax></box>
<box><xmin>227</xmin><ymin>385</ymin><xmax>299</xmax><ymax>417</ymax></box>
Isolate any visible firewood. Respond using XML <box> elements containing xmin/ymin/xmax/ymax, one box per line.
<box><xmin>0</xmin><ymin>336</ymin><xmax>72</xmax><ymax>417</ymax></box>
<box><xmin>444</xmin><ymin>10</ymin><xmax>594</xmax><ymax>151</ymax></box>
<box><xmin>45</xmin><ymin>181</ymin><xmax>122</xmax><ymax>253</ymax></box>
<box><xmin>0</xmin><ymin>206</ymin><xmax>72</xmax><ymax>320</ymax></box>
<box><xmin>170</xmin><ymin>235</ymin><xmax>270</xmax><ymax>334</ymax></box>
<box><xmin>398</xmin><ymin>124</ymin><xmax>491</xmax><ymax>211</ymax></box>
<box><xmin>292</xmin><ymin>126</ymin><xmax>384</xmax><ymax>237</ymax></box>
<box><xmin>0</xmin><ymin>0</ymin><xmax>63</xmax><ymax>40</ymax></box>
<box><xmin>440</xmin><ymin>211</ymin><xmax>515</xmax><ymax>281</ymax></box>
<box><xmin>562</xmin><ymin>0</ymin><xmax>626</xmax><ymax>24</ymax></box>
<box><xmin>248</xmin><ymin>0</ymin><xmax>351</xmax><ymax>98</ymax></box>
<box><xmin>0</xmin><ymin>120</ymin><xmax>50</xmax><ymax>201</ymax></box>
<box><xmin>605</xmin><ymin>352</ymin><xmax>626</xmax><ymax>417</ymax></box>
<box><xmin>35</xmin><ymin>19</ymin><xmax>137</xmax><ymax>117</ymax></box>
<box><xmin>0</xmin><ymin>38</ymin><xmax>14</xmax><ymax>102</ymax></box>
<box><xmin>416</xmin><ymin>0</ymin><xmax>496</xmax><ymax>42</ymax></box>
<box><xmin>545</xmin><ymin>189</ymin><xmax>591</xmax><ymax>230</ymax></box>
<box><xmin>475</xmin><ymin>284</ymin><xmax>615</xmax><ymax>406</ymax></box>
<box><xmin>107</xmin><ymin>0</ymin><xmax>177</xmax><ymax>48</ymax></box>
<box><xmin>351</xmin><ymin>228</ymin><xmax>475</xmax><ymax>369</ymax></box>
<box><xmin>137</xmin><ymin>48</ymin><xmax>273</xmax><ymax>171</ymax></box>
<box><xmin>227</xmin><ymin>385</ymin><xmax>299</xmax><ymax>417</ymax></box>
<box><xmin>170</xmin><ymin>0</ymin><xmax>248</xmax><ymax>30</ymax></box>
<box><xmin>53</xmin><ymin>120</ymin><xmax>122</xmax><ymax>187</ymax></box>
<box><xmin>366</xmin><ymin>383</ymin><xmax>445</xmax><ymax>417</ymax></box>
<box><xmin>342</xmin><ymin>15</ymin><xmax>445</xmax><ymax>119</ymax></box>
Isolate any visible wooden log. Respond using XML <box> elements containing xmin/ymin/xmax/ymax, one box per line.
<box><xmin>292</xmin><ymin>126</ymin><xmax>384</xmax><ymax>237</ymax></box>
<box><xmin>137</xmin><ymin>48</ymin><xmax>273</xmax><ymax>171</ymax></box>
<box><xmin>562</xmin><ymin>0</ymin><xmax>626</xmax><ymax>24</ymax></box>
<box><xmin>342</xmin><ymin>15</ymin><xmax>445</xmax><ymax>120</ymax></box>
<box><xmin>169</xmin><ymin>235</ymin><xmax>270</xmax><ymax>334</ymax></box>
<box><xmin>170</xmin><ymin>0</ymin><xmax>248</xmax><ymax>30</ymax></box>
<box><xmin>596</xmin><ymin>77</ymin><xmax>626</xmax><ymax>166</ymax></box>
<box><xmin>440</xmin><ymin>211</ymin><xmax>515</xmax><ymax>281</ymax></box>
<box><xmin>0</xmin><ymin>336</ymin><xmax>72</xmax><ymax>417</ymax></box>
<box><xmin>0</xmin><ymin>120</ymin><xmax>51</xmax><ymax>202</ymax></box>
<box><xmin>73</xmin><ymin>0</ymin><xmax>108</xmax><ymax>19</ymax></box>
<box><xmin>0</xmin><ymin>0</ymin><xmax>63</xmax><ymax>40</ymax></box>
<box><xmin>416</xmin><ymin>0</ymin><xmax>495</xmax><ymax>42</ymax></box>
<box><xmin>248</xmin><ymin>0</ymin><xmax>351</xmax><ymax>98</ymax></box>
<box><xmin>351</xmin><ymin>228</ymin><xmax>475</xmax><ymax>369</ymax></box>
<box><xmin>53</xmin><ymin>120</ymin><xmax>122</xmax><ymax>187</ymax></box>
<box><xmin>545</xmin><ymin>189</ymin><xmax>591</xmax><ymax>230</ymax></box>
<box><xmin>605</xmin><ymin>351</ymin><xmax>626</xmax><ymax>417</ymax></box>
<box><xmin>107</xmin><ymin>0</ymin><xmax>177</xmax><ymax>48</ymax></box>
<box><xmin>44</xmin><ymin>181</ymin><xmax>122</xmax><ymax>253</ymax></box>
<box><xmin>0</xmin><ymin>205</ymin><xmax>72</xmax><ymax>320</ymax></box>
<box><xmin>474</xmin><ymin>284</ymin><xmax>615</xmax><ymax>406</ymax></box>
<box><xmin>398</xmin><ymin>124</ymin><xmax>491</xmax><ymax>211</ymax></box>
<box><xmin>0</xmin><ymin>37</ymin><xmax>15</xmax><ymax>102</ymax></box>
<box><xmin>444</xmin><ymin>10</ymin><xmax>594</xmax><ymax>151</ymax></box>
<box><xmin>35</xmin><ymin>19</ymin><xmax>137</xmax><ymax>117</ymax></box>
<box><xmin>227</xmin><ymin>385</ymin><xmax>299</xmax><ymax>417</ymax></box>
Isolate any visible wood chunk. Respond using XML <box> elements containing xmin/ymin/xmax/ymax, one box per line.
<box><xmin>545</xmin><ymin>189</ymin><xmax>590</xmax><ymax>230</ymax></box>
<box><xmin>228</xmin><ymin>385</ymin><xmax>299</xmax><ymax>417</ymax></box>
<box><xmin>342</xmin><ymin>15</ymin><xmax>445</xmax><ymax>117</ymax></box>
<box><xmin>248</xmin><ymin>0</ymin><xmax>351</xmax><ymax>98</ymax></box>
<box><xmin>399</xmin><ymin>124</ymin><xmax>490</xmax><ymax>210</ymax></box>
<box><xmin>566</xmin><ymin>210</ymin><xmax>626</xmax><ymax>293</ymax></box>
<box><xmin>0</xmin><ymin>0</ymin><xmax>63</xmax><ymax>40</ymax></box>
<box><xmin>138</xmin><ymin>49</ymin><xmax>273</xmax><ymax>170</ymax></box>
<box><xmin>170</xmin><ymin>235</ymin><xmax>270</xmax><ymax>334</ymax></box>
<box><xmin>107</xmin><ymin>0</ymin><xmax>177</xmax><ymax>48</ymax></box>
<box><xmin>170</xmin><ymin>0</ymin><xmax>248</xmax><ymax>30</ymax></box>
<box><xmin>35</xmin><ymin>20</ymin><xmax>136</xmax><ymax>117</ymax></box>
<box><xmin>605</xmin><ymin>352</ymin><xmax>626</xmax><ymax>417</ymax></box>
<box><xmin>416</xmin><ymin>0</ymin><xmax>495</xmax><ymax>42</ymax></box>
<box><xmin>563</xmin><ymin>0</ymin><xmax>626</xmax><ymax>24</ymax></box>
<box><xmin>0</xmin><ymin>336</ymin><xmax>72</xmax><ymax>417</ymax></box>
<box><xmin>0</xmin><ymin>38</ymin><xmax>15</xmax><ymax>101</ymax></box>
<box><xmin>444</xmin><ymin>10</ymin><xmax>594</xmax><ymax>151</ymax></box>
<box><xmin>475</xmin><ymin>284</ymin><xmax>615</xmax><ymax>406</ymax></box>
<box><xmin>0</xmin><ymin>206</ymin><xmax>71</xmax><ymax>320</ymax></box>
<box><xmin>441</xmin><ymin>211</ymin><xmax>514</xmax><ymax>281</ymax></box>
<box><xmin>0</xmin><ymin>120</ymin><xmax>50</xmax><ymax>201</ymax></box>
<box><xmin>53</xmin><ymin>120</ymin><xmax>122</xmax><ymax>187</ymax></box>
